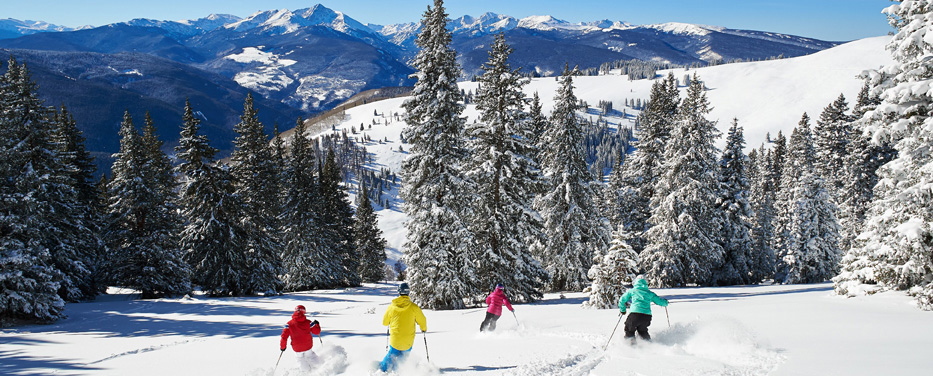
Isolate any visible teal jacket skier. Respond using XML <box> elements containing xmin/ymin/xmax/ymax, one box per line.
<box><xmin>618</xmin><ymin>275</ymin><xmax>668</xmax><ymax>342</ymax></box>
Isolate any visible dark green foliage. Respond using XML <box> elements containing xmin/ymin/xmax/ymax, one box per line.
<box><xmin>105</xmin><ymin>111</ymin><xmax>190</xmax><ymax>299</ymax></box>
<box><xmin>176</xmin><ymin>100</ymin><xmax>248</xmax><ymax>296</ymax></box>
<box><xmin>230</xmin><ymin>94</ymin><xmax>283</xmax><ymax>295</ymax></box>
<box><xmin>281</xmin><ymin>118</ymin><xmax>338</xmax><ymax>290</ymax></box>
<box><xmin>355</xmin><ymin>185</ymin><xmax>387</xmax><ymax>283</ymax></box>
<box><xmin>0</xmin><ymin>57</ymin><xmax>67</xmax><ymax>324</ymax></box>
<box><xmin>319</xmin><ymin>149</ymin><xmax>359</xmax><ymax>287</ymax></box>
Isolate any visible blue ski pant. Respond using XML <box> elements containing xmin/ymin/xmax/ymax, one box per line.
<box><xmin>379</xmin><ymin>346</ymin><xmax>411</xmax><ymax>372</ymax></box>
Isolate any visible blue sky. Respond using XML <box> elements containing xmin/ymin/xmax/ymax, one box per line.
<box><xmin>4</xmin><ymin>0</ymin><xmax>894</xmax><ymax>41</ymax></box>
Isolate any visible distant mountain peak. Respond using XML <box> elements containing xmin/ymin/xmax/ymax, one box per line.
<box><xmin>226</xmin><ymin>4</ymin><xmax>370</xmax><ymax>35</ymax></box>
<box><xmin>0</xmin><ymin>18</ymin><xmax>80</xmax><ymax>38</ymax></box>
<box><xmin>451</xmin><ymin>12</ymin><xmax>517</xmax><ymax>35</ymax></box>
<box><xmin>644</xmin><ymin>22</ymin><xmax>722</xmax><ymax>36</ymax></box>
<box><xmin>121</xmin><ymin>14</ymin><xmax>240</xmax><ymax>37</ymax></box>
<box><xmin>517</xmin><ymin>15</ymin><xmax>573</xmax><ymax>31</ymax></box>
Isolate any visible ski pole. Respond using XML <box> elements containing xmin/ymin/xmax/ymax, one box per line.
<box><xmin>423</xmin><ymin>330</ymin><xmax>430</xmax><ymax>362</ymax></box>
<box><xmin>511</xmin><ymin>310</ymin><xmax>520</xmax><ymax>328</ymax></box>
<box><xmin>273</xmin><ymin>350</ymin><xmax>284</xmax><ymax>375</ymax></box>
<box><xmin>385</xmin><ymin>328</ymin><xmax>389</xmax><ymax>351</ymax></box>
<box><xmin>604</xmin><ymin>312</ymin><xmax>624</xmax><ymax>350</ymax></box>
<box><xmin>665</xmin><ymin>306</ymin><xmax>671</xmax><ymax>328</ymax></box>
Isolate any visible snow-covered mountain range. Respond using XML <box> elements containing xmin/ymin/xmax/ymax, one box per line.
<box><xmin>0</xmin><ymin>18</ymin><xmax>89</xmax><ymax>39</ymax></box>
<box><xmin>1</xmin><ymin>4</ymin><xmax>841</xmax><ymax>112</ymax></box>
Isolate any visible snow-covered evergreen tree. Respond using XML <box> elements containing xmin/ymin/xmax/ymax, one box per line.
<box><xmin>527</xmin><ymin>91</ymin><xmax>547</xmax><ymax>165</ymax></box>
<box><xmin>400</xmin><ymin>0</ymin><xmax>476</xmax><ymax>309</ymax></box>
<box><xmin>535</xmin><ymin>67</ymin><xmax>610</xmax><ymax>292</ymax></box>
<box><xmin>52</xmin><ymin>105</ymin><xmax>104</xmax><ymax>298</ymax></box>
<box><xmin>466</xmin><ymin>33</ymin><xmax>547</xmax><ymax>302</ymax></box>
<box><xmin>748</xmin><ymin>145</ymin><xmax>776</xmax><ymax>282</ymax></box>
<box><xmin>774</xmin><ymin>115</ymin><xmax>813</xmax><ymax>282</ymax></box>
<box><xmin>640</xmin><ymin>73</ymin><xmax>724</xmax><ymax>287</ymax></box>
<box><xmin>836</xmin><ymin>83</ymin><xmax>897</xmax><ymax>254</ymax></box>
<box><xmin>0</xmin><ymin>57</ymin><xmax>67</xmax><ymax>323</ymax></box>
<box><xmin>715</xmin><ymin>119</ymin><xmax>755</xmax><ymax>285</ymax></box>
<box><xmin>834</xmin><ymin>1</ymin><xmax>933</xmax><ymax>308</ymax></box>
<box><xmin>0</xmin><ymin>60</ymin><xmax>103</xmax><ymax>306</ymax></box>
<box><xmin>105</xmin><ymin>111</ymin><xmax>190</xmax><ymax>299</ymax></box>
<box><xmin>615</xmin><ymin>73</ymin><xmax>679</xmax><ymax>253</ymax></box>
<box><xmin>280</xmin><ymin>118</ymin><xmax>338</xmax><ymax>290</ymax></box>
<box><xmin>355</xmin><ymin>184</ymin><xmax>387</xmax><ymax>283</ymax></box>
<box><xmin>319</xmin><ymin>149</ymin><xmax>360</xmax><ymax>287</ymax></box>
<box><xmin>176</xmin><ymin>100</ymin><xmax>249</xmax><ymax>296</ymax></box>
<box><xmin>776</xmin><ymin>114</ymin><xmax>840</xmax><ymax>284</ymax></box>
<box><xmin>230</xmin><ymin>94</ymin><xmax>283</xmax><ymax>295</ymax></box>
<box><xmin>769</xmin><ymin>131</ymin><xmax>787</xmax><ymax>193</ymax></box>
<box><xmin>814</xmin><ymin>94</ymin><xmax>853</xmax><ymax>198</ymax></box>
<box><xmin>585</xmin><ymin>224</ymin><xmax>639</xmax><ymax>308</ymax></box>
<box><xmin>46</xmin><ymin>104</ymin><xmax>104</xmax><ymax>301</ymax></box>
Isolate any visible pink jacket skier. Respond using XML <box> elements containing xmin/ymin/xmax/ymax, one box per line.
<box><xmin>480</xmin><ymin>284</ymin><xmax>514</xmax><ymax>332</ymax></box>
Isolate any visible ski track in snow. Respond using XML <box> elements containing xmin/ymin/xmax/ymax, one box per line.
<box><xmin>87</xmin><ymin>338</ymin><xmax>204</xmax><ymax>365</ymax></box>
<box><xmin>510</xmin><ymin>316</ymin><xmax>784</xmax><ymax>376</ymax></box>
<box><xmin>247</xmin><ymin>345</ymin><xmax>351</xmax><ymax>376</ymax></box>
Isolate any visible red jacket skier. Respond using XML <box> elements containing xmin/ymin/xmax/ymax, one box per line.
<box><xmin>280</xmin><ymin>305</ymin><xmax>321</xmax><ymax>372</ymax></box>
<box><xmin>480</xmin><ymin>284</ymin><xmax>514</xmax><ymax>332</ymax></box>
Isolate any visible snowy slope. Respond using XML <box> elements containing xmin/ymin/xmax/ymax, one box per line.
<box><xmin>2</xmin><ymin>282</ymin><xmax>931</xmax><ymax>376</ymax></box>
<box><xmin>307</xmin><ymin>36</ymin><xmax>893</xmax><ymax>260</ymax></box>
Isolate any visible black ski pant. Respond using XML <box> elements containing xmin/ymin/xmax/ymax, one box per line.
<box><xmin>480</xmin><ymin>312</ymin><xmax>500</xmax><ymax>332</ymax></box>
<box><xmin>623</xmin><ymin>312</ymin><xmax>653</xmax><ymax>341</ymax></box>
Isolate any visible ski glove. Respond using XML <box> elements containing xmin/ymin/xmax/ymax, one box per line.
<box><xmin>280</xmin><ymin>348</ymin><xmax>286</xmax><ymax>352</ymax></box>
<box><xmin>311</xmin><ymin>320</ymin><xmax>319</xmax><ymax>327</ymax></box>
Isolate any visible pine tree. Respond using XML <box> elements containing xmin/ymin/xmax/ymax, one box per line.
<box><xmin>836</xmin><ymin>84</ymin><xmax>896</xmax><ymax>254</ymax></box>
<box><xmin>813</xmin><ymin>94</ymin><xmax>853</xmax><ymax>198</ymax></box>
<box><xmin>0</xmin><ymin>61</ymin><xmax>101</xmax><ymax>305</ymax></box>
<box><xmin>776</xmin><ymin>114</ymin><xmax>840</xmax><ymax>284</ymax></box>
<box><xmin>319</xmin><ymin>149</ymin><xmax>359</xmax><ymax>287</ymax></box>
<box><xmin>230</xmin><ymin>94</ymin><xmax>283</xmax><ymax>295</ymax></box>
<box><xmin>616</xmin><ymin>73</ymin><xmax>679</xmax><ymax>253</ymax></box>
<box><xmin>769</xmin><ymin>131</ymin><xmax>787</xmax><ymax>193</ymax></box>
<box><xmin>270</xmin><ymin>122</ymin><xmax>288</xmax><ymax>229</ymax></box>
<box><xmin>640</xmin><ymin>73</ymin><xmax>724</xmax><ymax>287</ymax></box>
<box><xmin>400</xmin><ymin>0</ymin><xmax>476</xmax><ymax>309</ymax></box>
<box><xmin>774</xmin><ymin>114</ymin><xmax>812</xmax><ymax>282</ymax></box>
<box><xmin>175</xmin><ymin>100</ymin><xmax>248</xmax><ymax>296</ymax></box>
<box><xmin>585</xmin><ymin>224</ymin><xmax>639</xmax><ymax>308</ymax></box>
<box><xmin>715</xmin><ymin>119</ymin><xmax>755</xmax><ymax>285</ymax></box>
<box><xmin>834</xmin><ymin>1</ymin><xmax>933</xmax><ymax>308</ymax></box>
<box><xmin>281</xmin><ymin>118</ymin><xmax>337</xmax><ymax>290</ymax></box>
<box><xmin>104</xmin><ymin>111</ymin><xmax>190</xmax><ymax>299</ymax></box>
<box><xmin>355</xmin><ymin>184</ymin><xmax>387</xmax><ymax>283</ymax></box>
<box><xmin>535</xmin><ymin>67</ymin><xmax>609</xmax><ymax>292</ymax></box>
<box><xmin>50</xmin><ymin>105</ymin><xmax>104</xmax><ymax>300</ymax></box>
<box><xmin>0</xmin><ymin>57</ymin><xmax>66</xmax><ymax>323</ymax></box>
<box><xmin>466</xmin><ymin>33</ymin><xmax>547</xmax><ymax>302</ymax></box>
<box><xmin>748</xmin><ymin>145</ymin><xmax>776</xmax><ymax>282</ymax></box>
<box><xmin>528</xmin><ymin>91</ymin><xmax>547</xmax><ymax>164</ymax></box>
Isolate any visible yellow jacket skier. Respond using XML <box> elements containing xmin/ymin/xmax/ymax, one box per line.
<box><xmin>380</xmin><ymin>282</ymin><xmax>427</xmax><ymax>371</ymax></box>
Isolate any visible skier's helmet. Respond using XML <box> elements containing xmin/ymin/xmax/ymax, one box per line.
<box><xmin>398</xmin><ymin>282</ymin><xmax>410</xmax><ymax>296</ymax></box>
<box><xmin>496</xmin><ymin>283</ymin><xmax>504</xmax><ymax>290</ymax></box>
<box><xmin>295</xmin><ymin>305</ymin><xmax>306</xmax><ymax>313</ymax></box>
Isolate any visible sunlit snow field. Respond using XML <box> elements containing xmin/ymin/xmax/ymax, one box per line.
<box><xmin>2</xmin><ymin>282</ymin><xmax>932</xmax><ymax>375</ymax></box>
